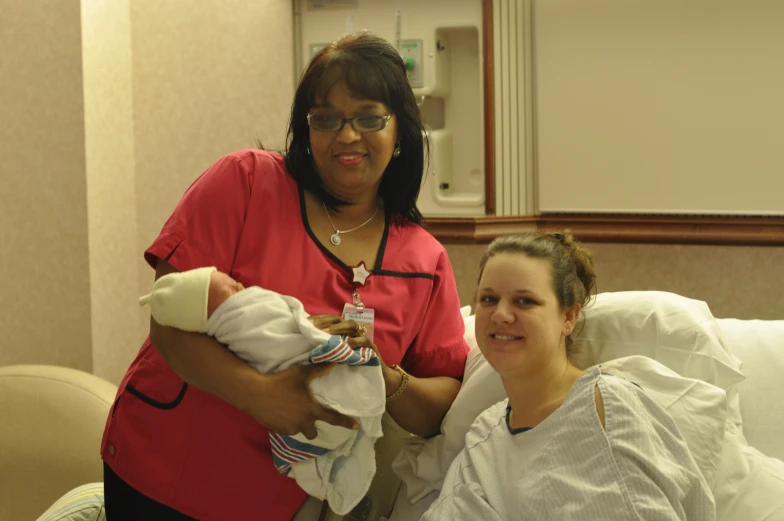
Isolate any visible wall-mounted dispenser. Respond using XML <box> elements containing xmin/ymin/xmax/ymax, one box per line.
<box><xmin>295</xmin><ymin>0</ymin><xmax>486</xmax><ymax>217</ymax></box>
<box><xmin>415</xmin><ymin>25</ymin><xmax>485</xmax><ymax>216</ymax></box>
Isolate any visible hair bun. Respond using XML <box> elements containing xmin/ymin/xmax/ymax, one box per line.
<box><xmin>552</xmin><ymin>230</ymin><xmax>596</xmax><ymax>305</ymax></box>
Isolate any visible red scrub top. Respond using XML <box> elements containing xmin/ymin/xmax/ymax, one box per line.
<box><xmin>101</xmin><ymin>149</ymin><xmax>469</xmax><ymax>521</ymax></box>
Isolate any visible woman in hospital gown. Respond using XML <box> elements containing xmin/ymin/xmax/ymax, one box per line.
<box><xmin>420</xmin><ymin>232</ymin><xmax>715</xmax><ymax>521</ymax></box>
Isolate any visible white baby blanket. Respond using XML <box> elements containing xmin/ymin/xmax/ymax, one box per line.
<box><xmin>202</xmin><ymin>286</ymin><xmax>386</xmax><ymax>515</ymax></box>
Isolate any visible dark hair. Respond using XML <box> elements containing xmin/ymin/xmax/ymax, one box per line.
<box><xmin>477</xmin><ymin>230</ymin><xmax>597</xmax><ymax>352</ymax></box>
<box><xmin>284</xmin><ymin>32</ymin><xmax>427</xmax><ymax>225</ymax></box>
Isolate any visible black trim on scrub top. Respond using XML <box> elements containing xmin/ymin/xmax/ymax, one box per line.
<box><xmin>373</xmin><ymin>270</ymin><xmax>434</xmax><ymax>280</ymax></box>
<box><xmin>298</xmin><ymin>187</ymin><xmax>432</xmax><ymax>279</ymax></box>
<box><xmin>126</xmin><ymin>382</ymin><xmax>188</xmax><ymax>410</ymax></box>
<box><xmin>299</xmin><ymin>187</ymin><xmax>389</xmax><ymax>272</ymax></box>
<box><xmin>374</xmin><ymin>215</ymin><xmax>389</xmax><ymax>270</ymax></box>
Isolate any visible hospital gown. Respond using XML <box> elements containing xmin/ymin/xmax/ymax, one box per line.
<box><xmin>420</xmin><ymin>366</ymin><xmax>716</xmax><ymax>520</ymax></box>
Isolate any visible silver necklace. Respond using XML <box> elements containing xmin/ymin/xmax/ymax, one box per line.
<box><xmin>322</xmin><ymin>202</ymin><xmax>378</xmax><ymax>246</ymax></box>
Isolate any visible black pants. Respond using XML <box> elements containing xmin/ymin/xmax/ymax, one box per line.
<box><xmin>103</xmin><ymin>462</ymin><xmax>198</xmax><ymax>520</ymax></box>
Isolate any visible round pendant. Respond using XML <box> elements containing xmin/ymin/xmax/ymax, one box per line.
<box><xmin>330</xmin><ymin>233</ymin><xmax>341</xmax><ymax>246</ymax></box>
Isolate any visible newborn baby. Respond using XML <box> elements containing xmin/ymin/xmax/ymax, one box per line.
<box><xmin>140</xmin><ymin>266</ymin><xmax>360</xmax><ymax>372</ymax></box>
<box><xmin>139</xmin><ymin>266</ymin><xmax>386</xmax><ymax>515</ymax></box>
<box><xmin>207</xmin><ymin>270</ymin><xmax>246</xmax><ymax>318</ymax></box>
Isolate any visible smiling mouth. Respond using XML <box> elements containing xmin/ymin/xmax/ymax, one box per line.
<box><xmin>491</xmin><ymin>334</ymin><xmax>523</xmax><ymax>341</ymax></box>
<box><xmin>335</xmin><ymin>155</ymin><xmax>366</xmax><ymax>168</ymax></box>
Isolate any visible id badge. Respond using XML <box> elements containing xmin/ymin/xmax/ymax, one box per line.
<box><xmin>342</xmin><ymin>304</ymin><xmax>375</xmax><ymax>342</ymax></box>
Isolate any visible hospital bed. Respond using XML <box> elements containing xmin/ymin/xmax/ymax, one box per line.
<box><xmin>1</xmin><ymin>291</ymin><xmax>782</xmax><ymax>521</ymax></box>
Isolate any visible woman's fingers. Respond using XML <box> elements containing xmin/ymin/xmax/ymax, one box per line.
<box><xmin>318</xmin><ymin>406</ymin><xmax>359</xmax><ymax>431</ymax></box>
<box><xmin>303</xmin><ymin>363</ymin><xmax>359</xmax><ymax>431</ymax></box>
<box><xmin>307</xmin><ymin>315</ymin><xmax>369</xmax><ymax>339</ymax></box>
<box><xmin>347</xmin><ymin>335</ymin><xmax>377</xmax><ymax>353</ymax></box>
<box><xmin>325</xmin><ymin>319</ymin><xmax>360</xmax><ymax>337</ymax></box>
<box><xmin>308</xmin><ymin>314</ymin><xmax>343</xmax><ymax>330</ymax></box>
<box><xmin>347</xmin><ymin>334</ymin><xmax>371</xmax><ymax>348</ymax></box>
<box><xmin>301</xmin><ymin>423</ymin><xmax>319</xmax><ymax>440</ymax></box>
<box><xmin>347</xmin><ymin>336</ymin><xmax>384</xmax><ymax>366</ymax></box>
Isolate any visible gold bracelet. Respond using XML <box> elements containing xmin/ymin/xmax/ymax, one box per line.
<box><xmin>386</xmin><ymin>364</ymin><xmax>410</xmax><ymax>402</ymax></box>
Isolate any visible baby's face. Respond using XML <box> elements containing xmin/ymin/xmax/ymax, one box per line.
<box><xmin>207</xmin><ymin>271</ymin><xmax>245</xmax><ymax>317</ymax></box>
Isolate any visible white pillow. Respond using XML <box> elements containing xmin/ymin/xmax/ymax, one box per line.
<box><xmin>713</xmin><ymin>424</ymin><xmax>784</xmax><ymax>521</ymax></box>
<box><xmin>717</xmin><ymin>318</ymin><xmax>784</xmax><ymax>462</ymax></box>
<box><xmin>571</xmin><ymin>292</ymin><xmax>744</xmax><ymax>391</ymax></box>
<box><xmin>571</xmin><ymin>291</ymin><xmax>746</xmax><ymax>431</ymax></box>
<box><xmin>394</xmin><ymin>290</ymin><xmax>745</xmax><ymax>501</ymax></box>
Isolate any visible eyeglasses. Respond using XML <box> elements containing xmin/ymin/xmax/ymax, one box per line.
<box><xmin>307</xmin><ymin>113</ymin><xmax>393</xmax><ymax>133</ymax></box>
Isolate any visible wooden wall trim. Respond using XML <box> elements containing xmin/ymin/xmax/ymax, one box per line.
<box><xmin>482</xmin><ymin>0</ymin><xmax>495</xmax><ymax>215</ymax></box>
<box><xmin>422</xmin><ymin>216</ymin><xmax>538</xmax><ymax>242</ymax></box>
<box><xmin>422</xmin><ymin>214</ymin><xmax>784</xmax><ymax>246</ymax></box>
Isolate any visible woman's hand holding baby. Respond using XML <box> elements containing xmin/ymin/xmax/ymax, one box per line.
<box><xmin>244</xmin><ymin>363</ymin><xmax>359</xmax><ymax>440</ymax></box>
<box><xmin>309</xmin><ymin>314</ymin><xmax>404</xmax><ymax>397</ymax></box>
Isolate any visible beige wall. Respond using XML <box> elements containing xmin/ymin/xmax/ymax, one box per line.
<box><xmin>446</xmin><ymin>242</ymin><xmax>784</xmax><ymax>321</ymax></box>
<box><xmin>1</xmin><ymin>1</ymin><xmax>293</xmax><ymax>384</ymax></box>
<box><xmin>0</xmin><ymin>1</ymin><xmax>93</xmax><ymax>372</ymax></box>
<box><xmin>82</xmin><ymin>0</ymin><xmax>140</xmax><ymax>385</ymax></box>
<box><xmin>127</xmin><ymin>0</ymin><xmax>293</xmax><ymax>384</ymax></box>
<box><xmin>533</xmin><ymin>0</ymin><xmax>784</xmax><ymax>215</ymax></box>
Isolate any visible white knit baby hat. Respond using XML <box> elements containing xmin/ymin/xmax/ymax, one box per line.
<box><xmin>139</xmin><ymin>266</ymin><xmax>216</xmax><ymax>331</ymax></box>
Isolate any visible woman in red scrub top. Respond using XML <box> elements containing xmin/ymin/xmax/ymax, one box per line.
<box><xmin>101</xmin><ymin>32</ymin><xmax>470</xmax><ymax>521</ymax></box>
